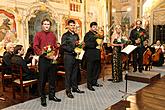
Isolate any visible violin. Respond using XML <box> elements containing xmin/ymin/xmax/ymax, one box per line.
<box><xmin>143</xmin><ymin>48</ymin><xmax>152</xmax><ymax>65</ymax></box>
<box><xmin>151</xmin><ymin>48</ymin><xmax>162</xmax><ymax>62</ymax></box>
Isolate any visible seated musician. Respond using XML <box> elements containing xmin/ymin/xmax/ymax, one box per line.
<box><xmin>2</xmin><ymin>42</ymin><xmax>14</xmax><ymax>74</ymax></box>
<box><xmin>11</xmin><ymin>45</ymin><xmax>38</xmax><ymax>81</ymax></box>
<box><xmin>24</xmin><ymin>43</ymin><xmax>35</xmax><ymax>64</ymax></box>
<box><xmin>151</xmin><ymin>40</ymin><xmax>164</xmax><ymax>66</ymax></box>
<box><xmin>142</xmin><ymin>39</ymin><xmax>152</xmax><ymax>71</ymax></box>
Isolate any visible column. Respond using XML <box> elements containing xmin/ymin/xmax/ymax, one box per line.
<box><xmin>106</xmin><ymin>0</ymin><xmax>112</xmax><ymax>36</ymax></box>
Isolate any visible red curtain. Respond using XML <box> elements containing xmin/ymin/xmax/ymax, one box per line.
<box><xmin>0</xmin><ymin>9</ymin><xmax>16</xmax><ymax>30</ymax></box>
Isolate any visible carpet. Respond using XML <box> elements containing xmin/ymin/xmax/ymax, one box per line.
<box><xmin>3</xmin><ymin>79</ymin><xmax>148</xmax><ymax>110</ymax></box>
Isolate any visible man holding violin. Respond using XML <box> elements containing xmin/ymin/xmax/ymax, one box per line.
<box><xmin>130</xmin><ymin>20</ymin><xmax>147</xmax><ymax>73</ymax></box>
<box><xmin>84</xmin><ymin>22</ymin><xmax>103</xmax><ymax>91</ymax></box>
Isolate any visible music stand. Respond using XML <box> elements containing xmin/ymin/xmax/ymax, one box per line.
<box><xmin>119</xmin><ymin>45</ymin><xmax>137</xmax><ymax>100</ymax></box>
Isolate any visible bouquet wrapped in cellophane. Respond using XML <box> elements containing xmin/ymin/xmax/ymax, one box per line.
<box><xmin>95</xmin><ymin>34</ymin><xmax>103</xmax><ymax>49</ymax></box>
<box><xmin>43</xmin><ymin>45</ymin><xmax>58</xmax><ymax>64</ymax></box>
<box><xmin>74</xmin><ymin>42</ymin><xmax>85</xmax><ymax>60</ymax></box>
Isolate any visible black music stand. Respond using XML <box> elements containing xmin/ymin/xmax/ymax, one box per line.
<box><xmin>118</xmin><ymin>45</ymin><xmax>137</xmax><ymax>100</ymax></box>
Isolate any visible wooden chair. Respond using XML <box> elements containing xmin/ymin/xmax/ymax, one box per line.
<box><xmin>1</xmin><ymin>66</ymin><xmax>12</xmax><ymax>92</ymax></box>
<box><xmin>11</xmin><ymin>65</ymin><xmax>38</xmax><ymax>101</ymax></box>
<box><xmin>0</xmin><ymin>55</ymin><xmax>12</xmax><ymax>92</ymax></box>
<box><xmin>56</xmin><ymin>65</ymin><xmax>65</xmax><ymax>76</ymax></box>
<box><xmin>0</xmin><ymin>69</ymin><xmax>6</xmax><ymax>101</ymax></box>
<box><xmin>101</xmin><ymin>53</ymin><xmax>112</xmax><ymax>81</ymax></box>
<box><xmin>55</xmin><ymin>65</ymin><xmax>65</xmax><ymax>87</ymax></box>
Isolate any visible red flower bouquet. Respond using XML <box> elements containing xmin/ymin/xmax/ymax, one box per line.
<box><xmin>140</xmin><ymin>32</ymin><xmax>144</xmax><ymax>36</ymax></box>
<box><xmin>43</xmin><ymin>45</ymin><xmax>54</xmax><ymax>56</ymax></box>
<box><xmin>43</xmin><ymin>45</ymin><xmax>58</xmax><ymax>64</ymax></box>
<box><xmin>136</xmin><ymin>31</ymin><xmax>145</xmax><ymax>42</ymax></box>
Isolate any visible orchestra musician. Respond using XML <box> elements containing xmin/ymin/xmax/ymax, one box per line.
<box><xmin>151</xmin><ymin>40</ymin><xmax>164</xmax><ymax>66</ymax></box>
<box><xmin>142</xmin><ymin>39</ymin><xmax>152</xmax><ymax>71</ymax></box>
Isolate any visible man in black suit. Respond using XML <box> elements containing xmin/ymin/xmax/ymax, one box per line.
<box><xmin>130</xmin><ymin>20</ymin><xmax>147</xmax><ymax>73</ymax></box>
<box><xmin>61</xmin><ymin>19</ymin><xmax>84</xmax><ymax>99</ymax></box>
<box><xmin>84</xmin><ymin>22</ymin><xmax>103</xmax><ymax>91</ymax></box>
<box><xmin>11</xmin><ymin>45</ymin><xmax>37</xmax><ymax>81</ymax></box>
<box><xmin>2</xmin><ymin>42</ymin><xmax>14</xmax><ymax>74</ymax></box>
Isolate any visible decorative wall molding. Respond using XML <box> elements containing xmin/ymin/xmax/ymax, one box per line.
<box><xmin>153</xmin><ymin>9</ymin><xmax>165</xmax><ymax>25</ymax></box>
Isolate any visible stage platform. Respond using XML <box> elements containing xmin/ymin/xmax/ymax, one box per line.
<box><xmin>126</xmin><ymin>71</ymin><xmax>161</xmax><ymax>84</ymax></box>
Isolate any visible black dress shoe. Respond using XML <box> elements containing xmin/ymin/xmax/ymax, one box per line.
<box><xmin>139</xmin><ymin>70</ymin><xmax>142</xmax><ymax>73</ymax></box>
<box><xmin>72</xmin><ymin>88</ymin><xmax>85</xmax><ymax>93</ymax></box>
<box><xmin>41</xmin><ymin>97</ymin><xmax>47</xmax><ymax>107</ymax></box>
<box><xmin>93</xmin><ymin>83</ymin><xmax>103</xmax><ymax>87</ymax></box>
<box><xmin>49</xmin><ymin>96</ymin><xmax>61</xmax><ymax>102</ymax></box>
<box><xmin>87</xmin><ymin>86</ymin><xmax>95</xmax><ymax>91</ymax></box>
<box><xmin>145</xmin><ymin>68</ymin><xmax>148</xmax><ymax>71</ymax></box>
<box><xmin>133</xmin><ymin>69</ymin><xmax>137</xmax><ymax>72</ymax></box>
<box><xmin>66</xmin><ymin>91</ymin><xmax>74</xmax><ymax>98</ymax></box>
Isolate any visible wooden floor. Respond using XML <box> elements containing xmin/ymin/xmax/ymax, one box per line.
<box><xmin>109</xmin><ymin>75</ymin><xmax>165</xmax><ymax>110</ymax></box>
<box><xmin>0</xmin><ymin>64</ymin><xmax>165</xmax><ymax>110</ymax></box>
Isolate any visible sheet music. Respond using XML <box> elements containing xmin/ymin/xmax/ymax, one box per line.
<box><xmin>121</xmin><ymin>45</ymin><xmax>137</xmax><ymax>55</ymax></box>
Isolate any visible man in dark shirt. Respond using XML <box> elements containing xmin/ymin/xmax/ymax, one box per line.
<box><xmin>130</xmin><ymin>20</ymin><xmax>147</xmax><ymax>73</ymax></box>
<box><xmin>84</xmin><ymin>22</ymin><xmax>103</xmax><ymax>91</ymax></box>
<box><xmin>33</xmin><ymin>18</ymin><xmax>61</xmax><ymax>107</ymax></box>
<box><xmin>61</xmin><ymin>19</ymin><xmax>84</xmax><ymax>99</ymax></box>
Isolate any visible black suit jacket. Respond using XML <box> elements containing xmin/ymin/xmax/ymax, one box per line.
<box><xmin>11</xmin><ymin>55</ymin><xmax>32</xmax><ymax>77</ymax></box>
<box><xmin>2</xmin><ymin>51</ymin><xmax>13</xmax><ymax>74</ymax></box>
<box><xmin>84</xmin><ymin>31</ymin><xmax>100</xmax><ymax>61</ymax></box>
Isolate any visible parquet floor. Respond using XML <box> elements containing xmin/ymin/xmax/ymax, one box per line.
<box><xmin>110</xmin><ymin>75</ymin><xmax>165</xmax><ymax>110</ymax></box>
